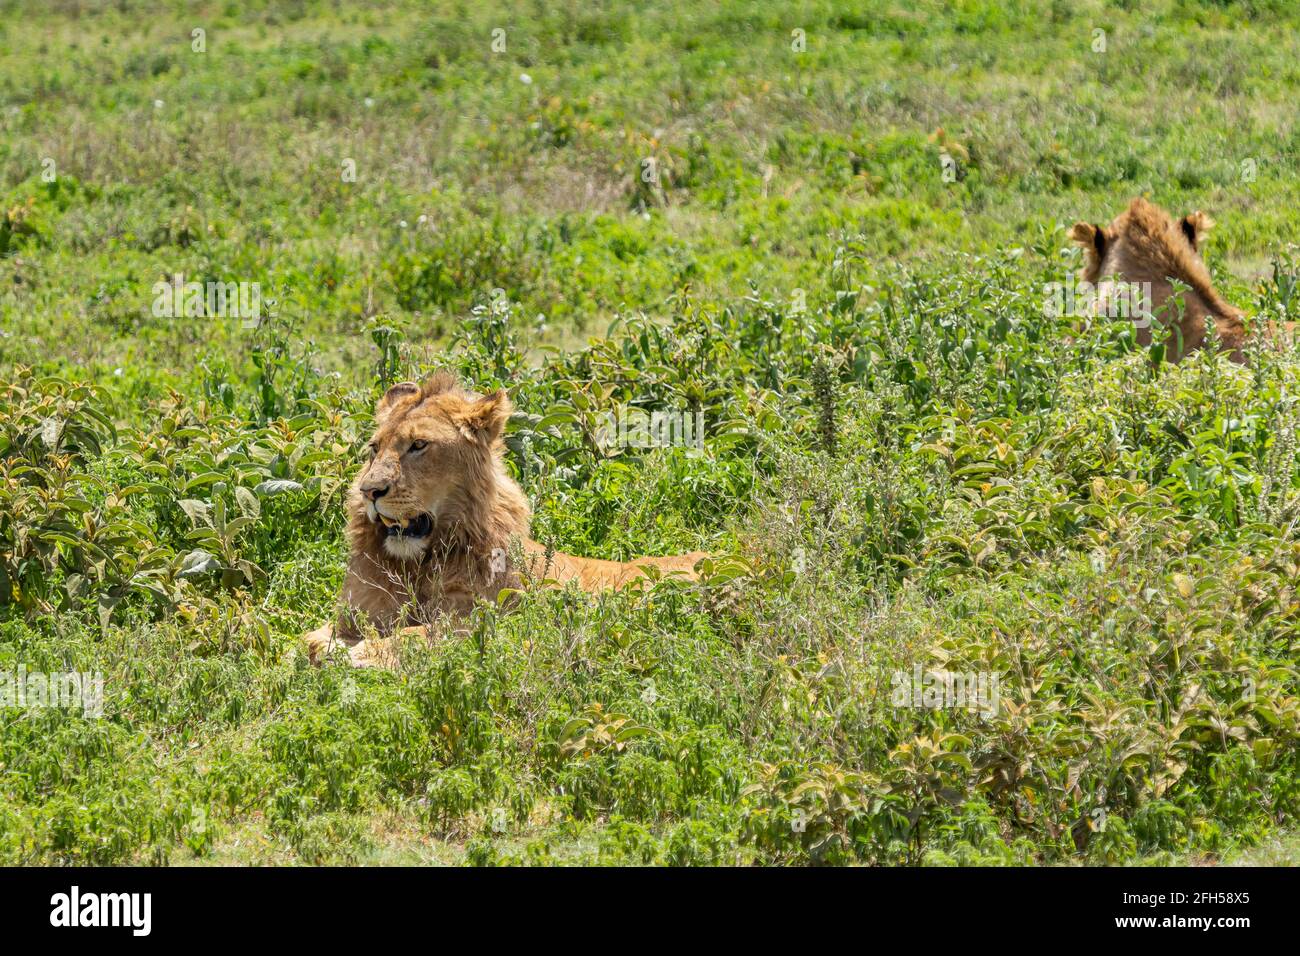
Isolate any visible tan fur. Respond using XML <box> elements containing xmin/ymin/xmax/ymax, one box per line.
<box><xmin>1070</xmin><ymin>197</ymin><xmax>1249</xmax><ymax>363</ymax></box>
<box><xmin>302</xmin><ymin>374</ymin><xmax>706</xmax><ymax>668</ymax></box>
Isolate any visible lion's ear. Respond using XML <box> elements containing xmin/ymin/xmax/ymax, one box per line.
<box><xmin>1070</xmin><ymin>221</ymin><xmax>1107</xmax><ymax>257</ymax></box>
<box><xmin>1180</xmin><ymin>211</ymin><xmax>1214</xmax><ymax>251</ymax></box>
<box><xmin>422</xmin><ymin>372</ymin><xmax>459</xmax><ymax>396</ymax></box>
<box><xmin>1070</xmin><ymin>221</ymin><xmax>1108</xmax><ymax>278</ymax></box>
<box><xmin>457</xmin><ymin>389</ymin><xmax>512</xmax><ymax>442</ymax></box>
<box><xmin>376</xmin><ymin>381</ymin><xmax>420</xmax><ymax>419</ymax></box>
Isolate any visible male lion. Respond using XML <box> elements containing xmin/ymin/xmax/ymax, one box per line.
<box><xmin>1070</xmin><ymin>197</ymin><xmax>1249</xmax><ymax>363</ymax></box>
<box><xmin>303</xmin><ymin>373</ymin><xmax>707</xmax><ymax>668</ymax></box>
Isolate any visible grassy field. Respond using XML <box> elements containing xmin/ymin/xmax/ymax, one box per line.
<box><xmin>1</xmin><ymin>0</ymin><xmax>1299</xmax><ymax>865</ymax></box>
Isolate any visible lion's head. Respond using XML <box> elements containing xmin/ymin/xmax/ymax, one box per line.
<box><xmin>349</xmin><ymin>373</ymin><xmax>529</xmax><ymax>562</ymax></box>
<box><xmin>1070</xmin><ymin>197</ymin><xmax>1244</xmax><ymax>360</ymax></box>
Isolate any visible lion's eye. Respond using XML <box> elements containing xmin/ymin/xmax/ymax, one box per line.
<box><xmin>409</xmin><ymin>439</ymin><xmax>429</xmax><ymax>453</ymax></box>
<box><xmin>367</xmin><ymin>443</ymin><xmax>378</xmax><ymax>458</ymax></box>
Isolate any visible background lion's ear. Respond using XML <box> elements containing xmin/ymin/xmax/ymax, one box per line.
<box><xmin>1070</xmin><ymin>221</ymin><xmax>1107</xmax><ymax>277</ymax></box>
<box><xmin>422</xmin><ymin>372</ymin><xmax>459</xmax><ymax>396</ymax></box>
<box><xmin>376</xmin><ymin>381</ymin><xmax>420</xmax><ymax>419</ymax></box>
<box><xmin>1069</xmin><ymin>221</ymin><xmax>1106</xmax><ymax>255</ymax></box>
<box><xmin>1180</xmin><ymin>211</ymin><xmax>1214</xmax><ymax>251</ymax></box>
<box><xmin>458</xmin><ymin>389</ymin><xmax>512</xmax><ymax>442</ymax></box>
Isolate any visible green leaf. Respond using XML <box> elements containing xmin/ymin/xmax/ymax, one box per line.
<box><xmin>177</xmin><ymin>549</ymin><xmax>221</xmax><ymax>576</ymax></box>
<box><xmin>254</xmin><ymin>479</ymin><xmax>304</xmax><ymax>496</ymax></box>
<box><xmin>177</xmin><ymin>499</ymin><xmax>212</xmax><ymax>527</ymax></box>
<box><xmin>235</xmin><ymin>485</ymin><xmax>261</xmax><ymax>518</ymax></box>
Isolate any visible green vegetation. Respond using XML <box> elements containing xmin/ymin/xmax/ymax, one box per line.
<box><xmin>1</xmin><ymin>0</ymin><xmax>1299</xmax><ymax>865</ymax></box>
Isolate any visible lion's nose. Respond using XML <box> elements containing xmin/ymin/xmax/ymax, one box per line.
<box><xmin>362</xmin><ymin>481</ymin><xmax>391</xmax><ymax>501</ymax></box>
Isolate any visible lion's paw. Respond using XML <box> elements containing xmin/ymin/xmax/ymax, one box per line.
<box><xmin>347</xmin><ymin>638</ymin><xmax>398</xmax><ymax>670</ymax></box>
<box><xmin>303</xmin><ymin>622</ymin><xmax>338</xmax><ymax>665</ymax></box>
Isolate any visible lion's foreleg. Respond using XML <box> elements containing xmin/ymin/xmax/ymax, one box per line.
<box><xmin>304</xmin><ymin>557</ymin><xmax>412</xmax><ymax>664</ymax></box>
